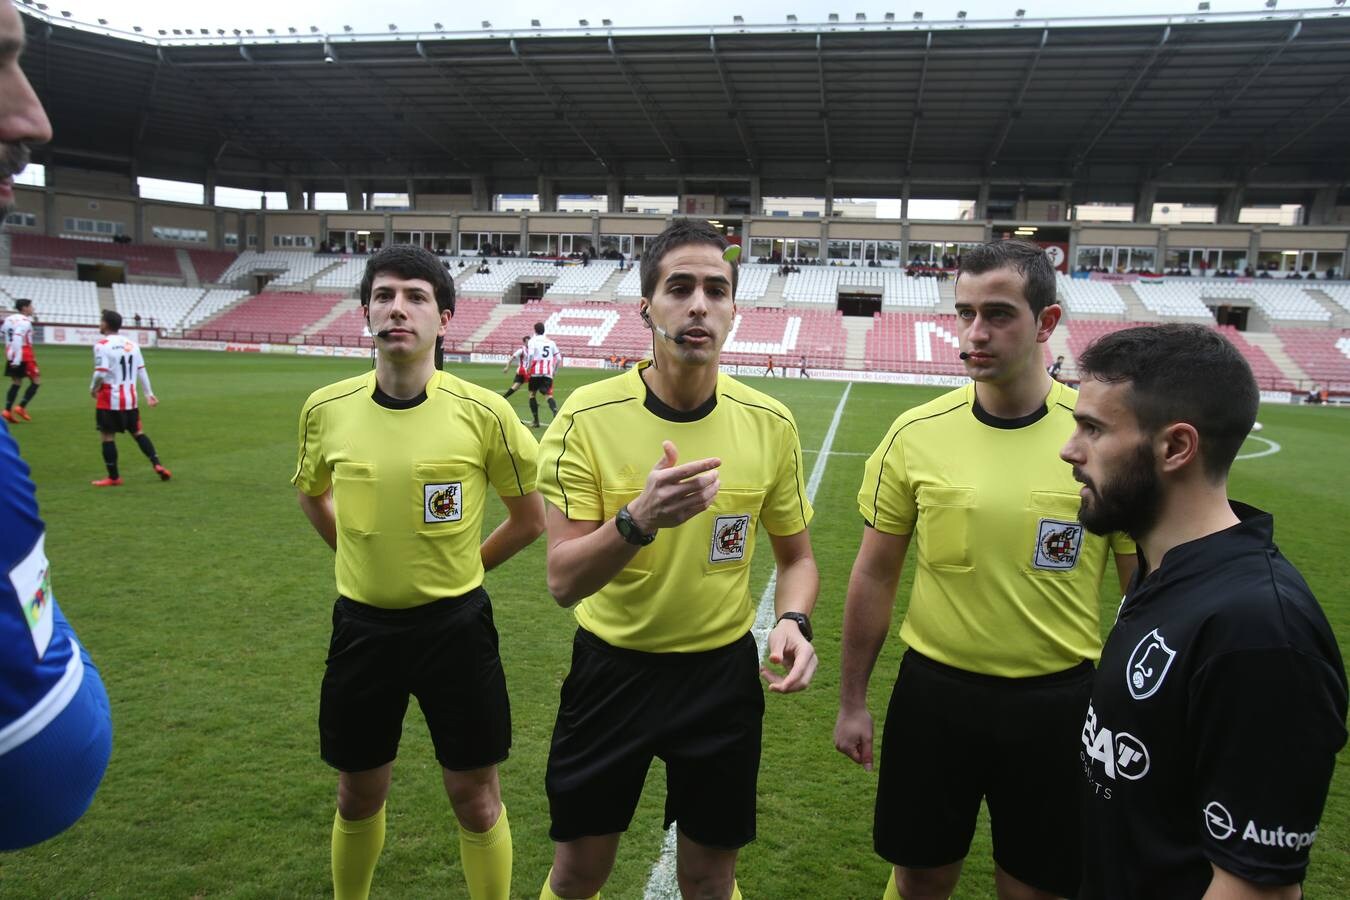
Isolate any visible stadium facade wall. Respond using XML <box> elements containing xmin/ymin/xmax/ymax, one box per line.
<box><xmin>599</xmin><ymin>216</ymin><xmax>669</xmax><ymax>236</ymax></box>
<box><xmin>1079</xmin><ymin>226</ymin><xmax>1161</xmax><ymax>246</ymax></box>
<box><xmin>414</xmin><ymin>194</ymin><xmax>475</xmax><ymax>211</ymax></box>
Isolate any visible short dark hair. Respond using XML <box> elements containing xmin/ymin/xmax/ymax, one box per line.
<box><xmin>101</xmin><ymin>308</ymin><xmax>122</xmax><ymax>331</ymax></box>
<box><xmin>1077</xmin><ymin>323</ymin><xmax>1258</xmax><ymax>481</ymax></box>
<box><xmin>640</xmin><ymin>218</ymin><xmax>739</xmax><ymax>301</ymax></box>
<box><xmin>533</xmin><ymin>321</ymin><xmax>545</xmax><ymax>335</ymax></box>
<box><xmin>15</xmin><ymin>298</ymin><xmax>32</xmax><ymax>312</ymax></box>
<box><xmin>360</xmin><ymin>244</ymin><xmax>455</xmax><ymax>315</ymax></box>
<box><xmin>956</xmin><ymin>240</ymin><xmax>1057</xmax><ymax>316</ymax></box>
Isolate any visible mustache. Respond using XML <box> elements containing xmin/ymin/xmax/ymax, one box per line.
<box><xmin>0</xmin><ymin>144</ymin><xmax>31</xmax><ymax>180</ymax></box>
<box><xmin>1072</xmin><ymin>467</ymin><xmax>1094</xmax><ymax>490</ymax></box>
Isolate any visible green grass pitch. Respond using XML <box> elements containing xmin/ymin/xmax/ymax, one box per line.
<box><xmin>1</xmin><ymin>345</ymin><xmax>1346</xmax><ymax>898</ymax></box>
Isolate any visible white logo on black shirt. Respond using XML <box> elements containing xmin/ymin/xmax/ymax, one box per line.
<box><xmin>1081</xmin><ymin>702</ymin><xmax>1151</xmax><ymax>781</ymax></box>
<box><xmin>1033</xmin><ymin>518</ymin><xmax>1082</xmax><ymax>570</ymax></box>
<box><xmin>1127</xmin><ymin>628</ymin><xmax>1176</xmax><ymax>700</ymax></box>
<box><xmin>1204</xmin><ymin>801</ymin><xmax>1237</xmax><ymax>840</ymax></box>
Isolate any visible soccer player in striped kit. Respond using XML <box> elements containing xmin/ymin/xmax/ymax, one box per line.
<box><xmin>525</xmin><ymin>321</ymin><xmax>562</xmax><ymax>428</ymax></box>
<box><xmin>90</xmin><ymin>309</ymin><xmax>171</xmax><ymax>487</ymax></box>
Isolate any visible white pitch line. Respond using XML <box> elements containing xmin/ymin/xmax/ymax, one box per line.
<box><xmin>1236</xmin><ymin>434</ymin><xmax>1282</xmax><ymax>460</ymax></box>
<box><xmin>802</xmin><ymin>449</ymin><xmax>868</xmax><ymax>457</ymax></box>
<box><xmin>644</xmin><ymin>383</ymin><xmax>853</xmax><ymax>900</ymax></box>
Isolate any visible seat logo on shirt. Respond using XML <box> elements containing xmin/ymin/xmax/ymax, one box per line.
<box><xmin>1033</xmin><ymin>518</ymin><xmax>1082</xmax><ymax>570</ymax></box>
<box><xmin>424</xmin><ymin>482</ymin><xmax>463</xmax><ymax>523</ymax></box>
<box><xmin>1081</xmin><ymin>702</ymin><xmax>1151</xmax><ymax>781</ymax></box>
<box><xmin>710</xmin><ymin>514</ymin><xmax>750</xmax><ymax>563</ymax></box>
<box><xmin>1126</xmin><ymin>628</ymin><xmax>1176</xmax><ymax>700</ymax></box>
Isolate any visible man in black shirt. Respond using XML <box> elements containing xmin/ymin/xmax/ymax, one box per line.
<box><xmin>1061</xmin><ymin>323</ymin><xmax>1347</xmax><ymax>899</ymax></box>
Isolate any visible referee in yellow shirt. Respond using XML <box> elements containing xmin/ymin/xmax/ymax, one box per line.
<box><xmin>834</xmin><ymin>240</ymin><xmax>1137</xmax><ymax>900</ymax></box>
<box><xmin>293</xmin><ymin>245</ymin><xmax>545</xmax><ymax>900</ymax></box>
<box><xmin>535</xmin><ymin>219</ymin><xmax>820</xmax><ymax>900</ymax></box>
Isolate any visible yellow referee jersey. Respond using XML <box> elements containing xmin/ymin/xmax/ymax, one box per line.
<box><xmin>538</xmin><ymin>361</ymin><xmax>812</xmax><ymax>653</ymax></box>
<box><xmin>293</xmin><ymin>370</ymin><xmax>538</xmax><ymax>608</ymax></box>
<box><xmin>859</xmin><ymin>380</ymin><xmax>1134</xmax><ymax>677</ymax></box>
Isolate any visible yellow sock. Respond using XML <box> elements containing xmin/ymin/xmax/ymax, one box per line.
<box><xmin>731</xmin><ymin>880</ymin><xmax>743</xmax><ymax>899</ymax></box>
<box><xmin>539</xmin><ymin>866</ymin><xmax>600</xmax><ymax>900</ymax></box>
<box><xmin>883</xmin><ymin>868</ymin><xmax>901</xmax><ymax>900</ymax></box>
<box><xmin>331</xmin><ymin>805</ymin><xmax>386</xmax><ymax>900</ymax></box>
<box><xmin>460</xmin><ymin>802</ymin><xmax>512</xmax><ymax>900</ymax></box>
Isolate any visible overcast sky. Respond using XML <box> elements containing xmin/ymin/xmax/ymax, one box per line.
<box><xmin>28</xmin><ymin>0</ymin><xmax>1332</xmax><ymax>38</ymax></box>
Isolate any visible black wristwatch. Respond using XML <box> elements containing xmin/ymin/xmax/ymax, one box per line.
<box><xmin>615</xmin><ymin>504</ymin><xmax>656</xmax><ymax>546</ymax></box>
<box><xmin>777</xmin><ymin>612</ymin><xmax>813</xmax><ymax>642</ymax></box>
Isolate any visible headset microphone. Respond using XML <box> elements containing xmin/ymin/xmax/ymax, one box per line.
<box><xmin>640</xmin><ymin>308</ymin><xmax>686</xmax><ymax>345</ymax></box>
<box><xmin>959</xmin><ymin>351</ymin><xmax>971</xmax><ymax>360</ymax></box>
<box><xmin>375</xmin><ymin>329</ymin><xmax>393</xmax><ymax>339</ymax></box>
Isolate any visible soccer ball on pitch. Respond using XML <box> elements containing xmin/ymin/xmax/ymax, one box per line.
<box><xmin>1251</xmin><ymin>422</ymin><xmax>1264</xmax><ymax>433</ymax></box>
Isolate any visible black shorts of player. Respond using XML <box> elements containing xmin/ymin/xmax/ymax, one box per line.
<box><xmin>874</xmin><ymin>649</ymin><xmax>1093</xmax><ymax>897</ymax></box>
<box><xmin>528</xmin><ymin>375</ymin><xmax>554</xmax><ymax>395</ymax></box>
<box><xmin>319</xmin><ymin>587</ymin><xmax>510</xmax><ymax>773</ymax></box>
<box><xmin>95</xmin><ymin>408</ymin><xmax>141</xmax><ymax>433</ymax></box>
<box><xmin>546</xmin><ymin>628</ymin><xmax>764</xmax><ymax>849</ymax></box>
<box><xmin>511</xmin><ymin>370</ymin><xmax>526</xmax><ymax>385</ymax></box>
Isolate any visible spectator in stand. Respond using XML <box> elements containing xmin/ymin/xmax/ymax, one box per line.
<box><xmin>133</xmin><ymin>313</ymin><xmax>142</xmax><ymax>327</ymax></box>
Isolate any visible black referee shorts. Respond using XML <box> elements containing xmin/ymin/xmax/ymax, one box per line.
<box><xmin>874</xmin><ymin>649</ymin><xmax>1093</xmax><ymax>897</ymax></box>
<box><xmin>528</xmin><ymin>376</ymin><xmax>554</xmax><ymax>395</ymax></box>
<box><xmin>319</xmin><ymin>588</ymin><xmax>511</xmax><ymax>773</ymax></box>
<box><xmin>546</xmin><ymin>628</ymin><xmax>764</xmax><ymax>849</ymax></box>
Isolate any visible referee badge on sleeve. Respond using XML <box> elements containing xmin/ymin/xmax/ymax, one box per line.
<box><xmin>425</xmin><ymin>482</ymin><xmax>463</xmax><ymax>523</ymax></box>
<box><xmin>710</xmin><ymin>514</ymin><xmax>750</xmax><ymax>563</ymax></box>
<box><xmin>1033</xmin><ymin>518</ymin><xmax>1082</xmax><ymax>570</ymax></box>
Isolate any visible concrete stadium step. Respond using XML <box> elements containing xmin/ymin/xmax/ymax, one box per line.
<box><xmin>1304</xmin><ymin>288</ymin><xmax>1350</xmax><ymax>328</ymax></box>
<box><xmin>1047</xmin><ymin>325</ymin><xmax>1074</xmax><ymax>372</ymax></box>
<box><xmin>1243</xmin><ymin>331</ymin><xmax>1309</xmax><ymax>384</ymax></box>
<box><xmin>301</xmin><ymin>298</ymin><xmax>360</xmax><ymax>337</ymax></box>
<box><xmin>0</xmin><ymin>234</ymin><xmax>10</xmax><ymax>275</ymax></box>
<box><xmin>177</xmin><ymin>249</ymin><xmax>200</xmax><ymax>288</ymax></box>
<box><xmin>755</xmin><ymin>273</ymin><xmax>788</xmax><ymax>308</ymax></box>
<box><xmin>1114</xmin><ymin>284</ymin><xmax>1154</xmax><ymax>322</ymax></box>
<box><xmin>468</xmin><ymin>303</ymin><xmax>520</xmax><ymax>345</ymax></box>
<box><xmin>96</xmin><ymin>285</ymin><xmax>115</xmax><ymax>312</ymax></box>
<box><xmin>841</xmin><ymin>316</ymin><xmax>873</xmax><ymax>370</ymax></box>
<box><xmin>934</xmin><ymin>279</ymin><xmax>957</xmax><ymax>314</ymax></box>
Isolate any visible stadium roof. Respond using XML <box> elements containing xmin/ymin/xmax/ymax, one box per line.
<box><xmin>18</xmin><ymin>7</ymin><xmax>1350</xmax><ymax>204</ymax></box>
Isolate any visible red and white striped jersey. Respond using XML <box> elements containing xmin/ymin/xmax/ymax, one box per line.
<box><xmin>509</xmin><ymin>345</ymin><xmax>529</xmax><ymax>374</ymax></box>
<box><xmin>92</xmin><ymin>335</ymin><xmax>154</xmax><ymax>410</ymax></box>
<box><xmin>527</xmin><ymin>335</ymin><xmax>562</xmax><ymax>377</ymax></box>
<box><xmin>3</xmin><ymin>313</ymin><xmax>33</xmax><ymax>365</ymax></box>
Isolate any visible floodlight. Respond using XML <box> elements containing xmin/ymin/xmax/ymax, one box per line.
<box><xmin>388</xmin><ymin>23</ymin><xmax>398</xmax><ymax>31</ymax></box>
<box><xmin>913</xmin><ymin>11</ymin><xmax>923</xmax><ymax>19</ymax></box>
<box><xmin>734</xmin><ymin>15</ymin><xmax>744</xmax><ymax>23</ymax></box>
<box><xmin>885</xmin><ymin>12</ymin><xmax>896</xmax><ymax>20</ymax></box>
<box><xmin>856</xmin><ymin>12</ymin><xmax>866</xmax><ymax>20</ymax></box>
<box><xmin>435</xmin><ymin>22</ymin><xmax>444</xmax><ymax>29</ymax></box>
<box><xmin>60</xmin><ymin>9</ymin><xmax>70</xmax><ymax>16</ymax></box>
<box><xmin>287</xmin><ymin>26</ymin><xmax>296</xmax><ymax>34</ymax></box>
<box><xmin>310</xmin><ymin>25</ymin><xmax>319</xmax><ymax>33</ymax></box>
<box><xmin>957</xmin><ymin>10</ymin><xmax>967</xmax><ymax>17</ymax></box>
<box><xmin>1264</xmin><ymin>0</ymin><xmax>1276</xmax><ymax>7</ymax></box>
<box><xmin>233</xmin><ymin>28</ymin><xmax>241</xmax><ymax>35</ymax></box>
<box><xmin>531</xmin><ymin>19</ymin><xmax>541</xmax><ymax>26</ymax></box>
<box><xmin>265</xmin><ymin>28</ymin><xmax>275</xmax><ymax>35</ymax></box>
<box><xmin>579</xmin><ymin>19</ymin><xmax>589</xmax><ymax>26</ymax></box>
<box><xmin>1015</xmin><ymin>8</ymin><xmax>1025</xmax><ymax>15</ymax></box>
<box><xmin>1198</xmin><ymin>2</ymin><xmax>1209</xmax><ymax>8</ymax></box>
<box><xmin>172</xmin><ymin>28</ymin><xmax>181</xmax><ymax>35</ymax></box>
<box><xmin>602</xmin><ymin>18</ymin><xmax>613</xmax><ymax>25</ymax></box>
<box><xmin>217</xmin><ymin>28</ymin><xmax>224</xmax><ymax>35</ymax></box>
<box><xmin>343</xmin><ymin>25</ymin><xmax>353</xmax><ymax>32</ymax></box>
<box><xmin>481</xmin><ymin>20</ymin><xmax>491</xmax><ymax>27</ymax></box>
<box><xmin>133</xmin><ymin>26</ymin><xmax>142</xmax><ymax>32</ymax></box>
<box><xmin>828</xmin><ymin>13</ymin><xmax>840</xmax><ymax>21</ymax></box>
<box><xmin>96</xmin><ymin>17</ymin><xmax>106</xmax><ymax>24</ymax></box>
<box><xmin>787</xmin><ymin>14</ymin><xmax>798</xmax><ymax>22</ymax></box>
<box><xmin>157</xmin><ymin>28</ymin><xmax>166</xmax><ymax>34</ymax></box>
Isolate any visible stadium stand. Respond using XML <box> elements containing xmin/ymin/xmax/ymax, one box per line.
<box><xmin>186</xmin><ymin>292</ymin><xmax>344</xmax><ymax>340</ymax></box>
<box><xmin>306</xmin><ymin>297</ymin><xmax>500</xmax><ymax>348</ymax></box>
<box><xmin>112</xmin><ymin>284</ymin><xmax>206</xmax><ymax>330</ymax></box>
<box><xmin>313</xmin><ymin>258</ymin><xmax>370</xmax><ymax>291</ymax></box>
<box><xmin>545</xmin><ymin>261</ymin><xmax>620</xmax><ymax>297</ymax></box>
<box><xmin>1062</xmin><ymin>320</ymin><xmax>1296</xmax><ymax>390</ymax></box>
<box><xmin>458</xmin><ymin>260</ymin><xmax>560</xmax><ymax>297</ymax></box>
<box><xmin>1189</xmin><ymin>280</ymin><xmax>1331</xmax><ymax>323</ymax></box>
<box><xmin>1056</xmin><ymin>274</ymin><xmax>1127</xmax><ymax>315</ymax></box>
<box><xmin>216</xmin><ymin>251</ymin><xmax>336</xmax><ymax>287</ymax></box>
<box><xmin>783</xmin><ymin>268</ymin><xmax>939</xmax><ymax>308</ymax></box>
<box><xmin>182</xmin><ymin>289</ymin><xmax>249</xmax><ymax>330</ymax></box>
<box><xmin>1273</xmin><ymin>328</ymin><xmax>1350</xmax><ymax>388</ymax></box>
<box><xmin>733</xmin><ymin>264</ymin><xmax>773</xmax><ymax>303</ymax></box>
<box><xmin>1318</xmin><ymin>284</ymin><xmax>1350</xmax><ymax>315</ymax></box>
<box><xmin>0</xmin><ymin>275</ymin><xmax>101</xmax><ymax>324</ymax></box>
<box><xmin>1128</xmin><ymin>280</ymin><xmax>1213</xmax><ymax>318</ymax></box>
<box><xmin>614</xmin><ymin>267</ymin><xmax>643</xmax><ymax>299</ymax></box>
<box><xmin>10</xmin><ymin>234</ymin><xmax>182</xmax><ymax>278</ymax></box>
<box><xmin>186</xmin><ymin>249</ymin><xmax>238</xmax><ymax>285</ymax></box>
<box><xmin>720</xmin><ymin>309</ymin><xmax>849</xmax><ymax>367</ymax></box>
<box><xmin>864</xmin><ymin>312</ymin><xmax>966</xmax><ymax>374</ymax></box>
